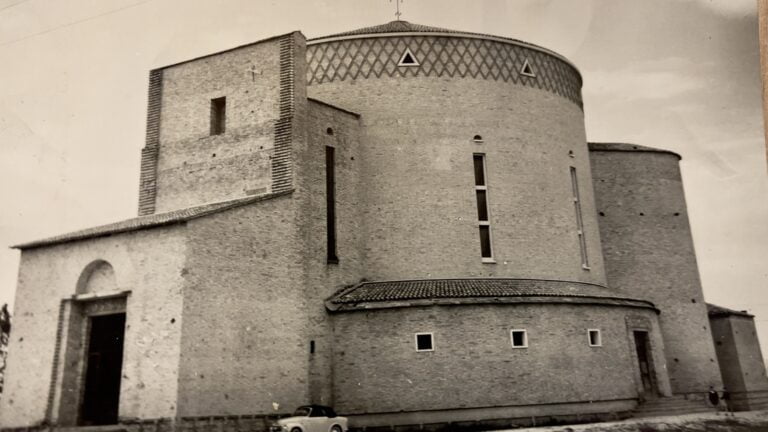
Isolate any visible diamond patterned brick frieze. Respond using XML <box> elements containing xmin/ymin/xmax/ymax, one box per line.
<box><xmin>307</xmin><ymin>35</ymin><xmax>583</xmax><ymax>107</ymax></box>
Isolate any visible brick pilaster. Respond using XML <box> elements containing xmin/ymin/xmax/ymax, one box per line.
<box><xmin>138</xmin><ymin>69</ymin><xmax>163</xmax><ymax>216</ymax></box>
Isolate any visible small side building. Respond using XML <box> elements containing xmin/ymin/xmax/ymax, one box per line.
<box><xmin>708</xmin><ymin>304</ymin><xmax>768</xmax><ymax>410</ymax></box>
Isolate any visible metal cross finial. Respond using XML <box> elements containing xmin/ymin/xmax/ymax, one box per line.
<box><xmin>389</xmin><ymin>0</ymin><xmax>403</xmax><ymax>20</ymax></box>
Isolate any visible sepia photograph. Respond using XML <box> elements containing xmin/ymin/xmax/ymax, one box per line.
<box><xmin>0</xmin><ymin>0</ymin><xmax>766</xmax><ymax>431</ymax></box>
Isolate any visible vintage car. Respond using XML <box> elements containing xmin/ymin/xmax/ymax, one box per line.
<box><xmin>270</xmin><ymin>405</ymin><xmax>348</xmax><ymax>432</ymax></box>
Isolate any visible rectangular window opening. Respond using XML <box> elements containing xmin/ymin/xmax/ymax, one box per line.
<box><xmin>210</xmin><ymin>97</ymin><xmax>226</xmax><ymax>135</ymax></box>
<box><xmin>475</xmin><ymin>190</ymin><xmax>489</xmax><ymax>221</ymax></box>
<box><xmin>326</xmin><ymin>146</ymin><xmax>338</xmax><ymax>263</ymax></box>
<box><xmin>570</xmin><ymin>167</ymin><xmax>589</xmax><ymax>269</ymax></box>
<box><xmin>415</xmin><ymin>332</ymin><xmax>434</xmax><ymax>351</ymax></box>
<box><xmin>473</xmin><ymin>155</ymin><xmax>486</xmax><ymax>186</ymax></box>
<box><xmin>510</xmin><ymin>329</ymin><xmax>528</xmax><ymax>348</ymax></box>
<box><xmin>588</xmin><ymin>329</ymin><xmax>602</xmax><ymax>347</ymax></box>
<box><xmin>310</xmin><ymin>340</ymin><xmax>316</xmax><ymax>354</ymax></box>
<box><xmin>479</xmin><ymin>225</ymin><xmax>492</xmax><ymax>258</ymax></box>
<box><xmin>474</xmin><ymin>154</ymin><xmax>494</xmax><ymax>261</ymax></box>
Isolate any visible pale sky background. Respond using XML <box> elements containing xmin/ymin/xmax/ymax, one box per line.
<box><xmin>0</xmin><ymin>0</ymin><xmax>766</xmax><ymax>359</ymax></box>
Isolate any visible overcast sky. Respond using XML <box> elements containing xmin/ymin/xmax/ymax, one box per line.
<box><xmin>0</xmin><ymin>0</ymin><xmax>766</xmax><ymax>358</ymax></box>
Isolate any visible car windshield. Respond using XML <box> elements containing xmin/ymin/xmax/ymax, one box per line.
<box><xmin>293</xmin><ymin>407</ymin><xmax>311</xmax><ymax>417</ymax></box>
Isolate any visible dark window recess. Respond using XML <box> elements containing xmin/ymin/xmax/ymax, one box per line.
<box><xmin>479</xmin><ymin>226</ymin><xmax>492</xmax><ymax>258</ymax></box>
<box><xmin>210</xmin><ymin>97</ymin><xmax>226</xmax><ymax>135</ymax></box>
<box><xmin>310</xmin><ymin>340</ymin><xmax>315</xmax><ymax>354</ymax></box>
<box><xmin>474</xmin><ymin>154</ymin><xmax>493</xmax><ymax>260</ymax></box>
<box><xmin>399</xmin><ymin>49</ymin><xmax>419</xmax><ymax>66</ymax></box>
<box><xmin>473</xmin><ymin>155</ymin><xmax>486</xmax><ymax>186</ymax></box>
<box><xmin>325</xmin><ymin>146</ymin><xmax>338</xmax><ymax>263</ymax></box>
<box><xmin>521</xmin><ymin>60</ymin><xmax>535</xmax><ymax>77</ymax></box>
<box><xmin>416</xmin><ymin>333</ymin><xmax>433</xmax><ymax>351</ymax></box>
<box><xmin>473</xmin><ymin>134</ymin><xmax>483</xmax><ymax>142</ymax></box>
<box><xmin>523</xmin><ymin>64</ymin><xmax>532</xmax><ymax>74</ymax></box>
<box><xmin>589</xmin><ymin>330</ymin><xmax>601</xmax><ymax>346</ymax></box>
<box><xmin>511</xmin><ymin>330</ymin><xmax>526</xmax><ymax>347</ymax></box>
<box><xmin>476</xmin><ymin>190</ymin><xmax>489</xmax><ymax>221</ymax></box>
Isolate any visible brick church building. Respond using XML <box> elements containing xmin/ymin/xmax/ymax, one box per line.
<box><xmin>2</xmin><ymin>20</ymin><xmax>767</xmax><ymax>430</ymax></box>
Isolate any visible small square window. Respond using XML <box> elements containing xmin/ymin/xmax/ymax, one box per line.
<box><xmin>588</xmin><ymin>329</ymin><xmax>602</xmax><ymax>347</ymax></box>
<box><xmin>415</xmin><ymin>333</ymin><xmax>434</xmax><ymax>351</ymax></box>
<box><xmin>510</xmin><ymin>329</ymin><xmax>528</xmax><ymax>348</ymax></box>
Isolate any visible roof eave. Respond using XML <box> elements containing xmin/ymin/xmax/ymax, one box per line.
<box><xmin>327</xmin><ymin>295</ymin><xmax>658</xmax><ymax>313</ymax></box>
<box><xmin>12</xmin><ymin>189</ymin><xmax>294</xmax><ymax>250</ymax></box>
<box><xmin>588</xmin><ymin>142</ymin><xmax>682</xmax><ymax>160</ymax></box>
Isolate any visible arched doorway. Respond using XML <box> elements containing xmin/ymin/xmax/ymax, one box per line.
<box><xmin>56</xmin><ymin>260</ymin><xmax>127</xmax><ymax>426</ymax></box>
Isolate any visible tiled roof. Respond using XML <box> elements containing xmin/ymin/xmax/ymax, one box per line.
<box><xmin>308</xmin><ymin>20</ymin><xmax>553</xmax><ymax>55</ymax></box>
<box><xmin>707</xmin><ymin>303</ymin><xmax>753</xmax><ymax>318</ymax></box>
<box><xmin>313</xmin><ymin>20</ymin><xmax>457</xmax><ymax>38</ymax></box>
<box><xmin>327</xmin><ymin>279</ymin><xmax>656</xmax><ymax>312</ymax></box>
<box><xmin>588</xmin><ymin>142</ymin><xmax>681</xmax><ymax>159</ymax></box>
<box><xmin>13</xmin><ymin>190</ymin><xmax>293</xmax><ymax>250</ymax></box>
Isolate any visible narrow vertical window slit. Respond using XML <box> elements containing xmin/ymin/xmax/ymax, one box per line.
<box><xmin>570</xmin><ymin>167</ymin><xmax>589</xmax><ymax>269</ymax></box>
<box><xmin>326</xmin><ymin>146</ymin><xmax>338</xmax><ymax>263</ymax></box>
<box><xmin>474</xmin><ymin>154</ymin><xmax>493</xmax><ymax>261</ymax></box>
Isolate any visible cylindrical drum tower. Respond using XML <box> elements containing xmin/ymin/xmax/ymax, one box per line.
<box><xmin>308</xmin><ymin>21</ymin><xmax>605</xmax><ymax>284</ymax></box>
<box><xmin>309</xmin><ymin>21</ymin><xmax>670</xmax><ymax>426</ymax></box>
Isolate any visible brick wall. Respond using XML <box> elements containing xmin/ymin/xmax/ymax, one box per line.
<box><xmin>0</xmin><ymin>227</ymin><xmax>188</xmax><ymax>427</ymax></box>
<box><xmin>331</xmin><ymin>303</ymin><xmax>664</xmax><ymax>416</ymax></box>
<box><xmin>307</xmin><ymin>35</ymin><xmax>606</xmax><ymax>286</ymax></box>
<box><xmin>710</xmin><ymin>317</ymin><xmax>747</xmax><ymax>393</ymax></box>
<box><xmin>175</xmin><ymin>195</ymin><xmax>308</xmax><ymax>417</ymax></box>
<box><xmin>150</xmin><ymin>34</ymin><xmax>300</xmax><ymax>213</ymax></box>
<box><xmin>710</xmin><ymin>314</ymin><xmax>768</xmax><ymax>409</ymax></box>
<box><xmin>590</xmin><ymin>147</ymin><xmax>723</xmax><ymax>394</ymax></box>
<box><xmin>137</xmin><ymin>69</ymin><xmax>163</xmax><ymax>216</ymax></box>
<box><xmin>300</xmin><ymin>100</ymin><xmax>364</xmax><ymax>406</ymax></box>
<box><xmin>172</xmin><ymin>32</ymin><xmax>312</xmax><ymax>418</ymax></box>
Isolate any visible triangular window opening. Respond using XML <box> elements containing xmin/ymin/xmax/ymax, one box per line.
<box><xmin>398</xmin><ymin>48</ymin><xmax>420</xmax><ymax>67</ymax></box>
<box><xmin>520</xmin><ymin>59</ymin><xmax>536</xmax><ymax>77</ymax></box>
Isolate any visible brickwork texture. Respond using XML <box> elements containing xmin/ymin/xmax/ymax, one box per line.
<box><xmin>590</xmin><ymin>148</ymin><xmax>723</xmax><ymax>394</ymax></box>
<box><xmin>710</xmin><ymin>314</ymin><xmax>768</xmax><ymax>410</ymax></box>
<box><xmin>151</xmin><ymin>35</ymin><xmax>291</xmax><ymax>213</ymax></box>
<box><xmin>2</xmin><ymin>22</ymin><xmax>764</xmax><ymax>431</ymax></box>
<box><xmin>331</xmin><ymin>304</ymin><xmax>665</xmax><ymax>415</ymax></box>
<box><xmin>0</xmin><ymin>226</ymin><xmax>187</xmax><ymax>426</ymax></box>
<box><xmin>307</xmin><ymin>50</ymin><xmax>606</xmax><ymax>285</ymax></box>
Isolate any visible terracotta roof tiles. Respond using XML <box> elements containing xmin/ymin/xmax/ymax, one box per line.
<box><xmin>309</xmin><ymin>20</ymin><xmax>553</xmax><ymax>55</ymax></box>
<box><xmin>327</xmin><ymin>278</ymin><xmax>656</xmax><ymax>312</ymax></box>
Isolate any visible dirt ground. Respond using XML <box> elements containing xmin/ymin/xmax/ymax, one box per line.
<box><xmin>488</xmin><ymin>410</ymin><xmax>768</xmax><ymax>432</ymax></box>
